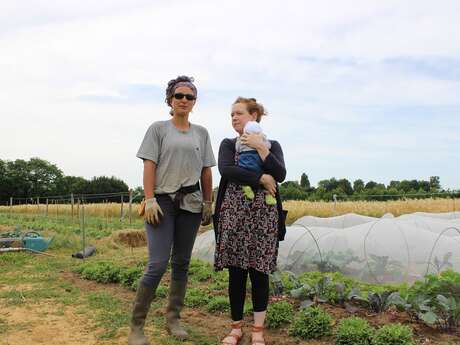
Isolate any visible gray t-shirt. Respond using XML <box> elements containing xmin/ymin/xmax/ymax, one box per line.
<box><xmin>137</xmin><ymin>120</ymin><xmax>216</xmax><ymax>213</ymax></box>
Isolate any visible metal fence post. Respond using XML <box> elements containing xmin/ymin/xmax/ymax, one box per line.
<box><xmin>120</xmin><ymin>194</ymin><xmax>124</xmax><ymax>221</ymax></box>
<box><xmin>128</xmin><ymin>189</ymin><xmax>133</xmax><ymax>225</ymax></box>
<box><xmin>71</xmin><ymin>193</ymin><xmax>74</xmax><ymax>221</ymax></box>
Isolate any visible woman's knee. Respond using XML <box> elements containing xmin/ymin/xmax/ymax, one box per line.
<box><xmin>143</xmin><ymin>259</ymin><xmax>169</xmax><ymax>281</ymax></box>
<box><xmin>170</xmin><ymin>259</ymin><xmax>191</xmax><ymax>281</ymax></box>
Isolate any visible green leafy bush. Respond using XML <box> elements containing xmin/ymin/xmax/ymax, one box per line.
<box><xmin>414</xmin><ymin>294</ymin><xmax>460</xmax><ymax>331</ymax></box>
<box><xmin>373</xmin><ymin>324</ymin><xmax>413</xmax><ymax>345</ymax></box>
<box><xmin>207</xmin><ymin>296</ymin><xmax>230</xmax><ymax>313</ymax></box>
<box><xmin>348</xmin><ymin>290</ymin><xmax>407</xmax><ymax>313</ymax></box>
<box><xmin>156</xmin><ymin>285</ymin><xmax>168</xmax><ymax>298</ymax></box>
<box><xmin>208</xmin><ymin>270</ymin><xmax>229</xmax><ymax>291</ymax></box>
<box><xmin>119</xmin><ymin>266</ymin><xmax>144</xmax><ymax>290</ymax></box>
<box><xmin>184</xmin><ymin>288</ymin><xmax>210</xmax><ymax>307</ymax></box>
<box><xmin>288</xmin><ymin>306</ymin><xmax>332</xmax><ymax>339</ymax></box>
<box><xmin>78</xmin><ymin>261</ymin><xmax>121</xmax><ymax>284</ymax></box>
<box><xmin>243</xmin><ymin>302</ymin><xmax>253</xmax><ymax>316</ymax></box>
<box><xmin>404</xmin><ymin>270</ymin><xmax>460</xmax><ymax>330</ymax></box>
<box><xmin>266</xmin><ymin>301</ymin><xmax>294</xmax><ymax>328</ymax></box>
<box><xmin>277</xmin><ymin>271</ymin><xmax>302</xmax><ymax>293</ymax></box>
<box><xmin>297</xmin><ymin>271</ymin><xmax>399</xmax><ymax>303</ymax></box>
<box><xmin>335</xmin><ymin>317</ymin><xmax>373</xmax><ymax>345</ymax></box>
<box><xmin>188</xmin><ymin>258</ymin><xmax>213</xmax><ymax>282</ymax></box>
<box><xmin>406</xmin><ymin>270</ymin><xmax>460</xmax><ymax>301</ymax></box>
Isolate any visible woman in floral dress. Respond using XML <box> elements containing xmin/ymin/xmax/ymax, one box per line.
<box><xmin>214</xmin><ymin>97</ymin><xmax>287</xmax><ymax>345</ymax></box>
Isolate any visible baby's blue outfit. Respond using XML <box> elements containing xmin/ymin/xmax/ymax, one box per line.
<box><xmin>238</xmin><ymin>150</ymin><xmax>264</xmax><ymax>173</ymax></box>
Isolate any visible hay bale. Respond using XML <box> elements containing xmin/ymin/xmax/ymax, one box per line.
<box><xmin>112</xmin><ymin>229</ymin><xmax>146</xmax><ymax>248</ymax></box>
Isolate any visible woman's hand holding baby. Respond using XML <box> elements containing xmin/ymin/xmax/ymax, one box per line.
<box><xmin>241</xmin><ymin>133</ymin><xmax>269</xmax><ymax>160</ymax></box>
<box><xmin>259</xmin><ymin>174</ymin><xmax>277</xmax><ymax>196</ymax></box>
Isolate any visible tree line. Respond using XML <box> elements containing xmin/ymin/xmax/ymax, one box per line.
<box><xmin>279</xmin><ymin>173</ymin><xmax>459</xmax><ymax>201</ymax></box>
<box><xmin>0</xmin><ymin>158</ymin><xmax>128</xmax><ymax>203</ymax></box>
<box><xmin>1</xmin><ymin>158</ymin><xmax>458</xmax><ymax>204</ymax></box>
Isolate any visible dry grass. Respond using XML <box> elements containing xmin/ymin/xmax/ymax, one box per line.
<box><xmin>283</xmin><ymin>198</ymin><xmax>459</xmax><ymax>224</ymax></box>
<box><xmin>0</xmin><ymin>202</ymin><xmax>143</xmax><ymax>219</ymax></box>
<box><xmin>111</xmin><ymin>229</ymin><xmax>146</xmax><ymax>247</ymax></box>
<box><xmin>0</xmin><ymin>198</ymin><xmax>458</xmax><ymax>226</ymax></box>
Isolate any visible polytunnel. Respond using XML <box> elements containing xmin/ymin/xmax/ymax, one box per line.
<box><xmin>192</xmin><ymin>212</ymin><xmax>460</xmax><ymax>284</ymax></box>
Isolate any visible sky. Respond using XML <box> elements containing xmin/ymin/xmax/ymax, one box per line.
<box><xmin>1</xmin><ymin>0</ymin><xmax>459</xmax><ymax>190</ymax></box>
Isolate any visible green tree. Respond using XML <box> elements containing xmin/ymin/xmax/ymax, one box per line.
<box><xmin>56</xmin><ymin>176</ymin><xmax>89</xmax><ymax>195</ymax></box>
<box><xmin>300</xmin><ymin>173</ymin><xmax>311</xmax><ymax>189</ymax></box>
<box><xmin>0</xmin><ymin>159</ymin><xmax>7</xmax><ymax>201</ymax></box>
<box><xmin>353</xmin><ymin>179</ymin><xmax>364</xmax><ymax>193</ymax></box>
<box><xmin>429</xmin><ymin>176</ymin><xmax>441</xmax><ymax>191</ymax></box>
<box><xmin>388</xmin><ymin>180</ymin><xmax>400</xmax><ymax>190</ymax></box>
<box><xmin>87</xmin><ymin>176</ymin><xmax>129</xmax><ymax>194</ymax></box>
<box><xmin>279</xmin><ymin>181</ymin><xmax>309</xmax><ymax>201</ymax></box>
<box><xmin>418</xmin><ymin>180</ymin><xmax>430</xmax><ymax>192</ymax></box>
<box><xmin>6</xmin><ymin>159</ymin><xmax>31</xmax><ymax>198</ymax></box>
<box><xmin>364</xmin><ymin>181</ymin><xmax>377</xmax><ymax>190</ymax></box>
<box><xmin>27</xmin><ymin>157</ymin><xmax>64</xmax><ymax>196</ymax></box>
<box><xmin>337</xmin><ymin>178</ymin><xmax>353</xmax><ymax>195</ymax></box>
<box><xmin>318</xmin><ymin>178</ymin><xmax>339</xmax><ymax>192</ymax></box>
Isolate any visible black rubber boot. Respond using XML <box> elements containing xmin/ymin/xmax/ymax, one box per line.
<box><xmin>166</xmin><ymin>279</ymin><xmax>188</xmax><ymax>340</ymax></box>
<box><xmin>128</xmin><ymin>283</ymin><xmax>157</xmax><ymax>345</ymax></box>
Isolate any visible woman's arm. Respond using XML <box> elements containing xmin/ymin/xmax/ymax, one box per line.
<box><xmin>143</xmin><ymin>160</ymin><xmax>156</xmax><ymax>199</ymax></box>
<box><xmin>218</xmin><ymin>139</ymin><xmax>262</xmax><ymax>190</ymax></box>
<box><xmin>239</xmin><ymin>135</ymin><xmax>286</xmax><ymax>183</ymax></box>
<box><xmin>200</xmin><ymin>167</ymin><xmax>213</xmax><ymax>202</ymax></box>
<box><xmin>261</xmin><ymin>141</ymin><xmax>286</xmax><ymax>183</ymax></box>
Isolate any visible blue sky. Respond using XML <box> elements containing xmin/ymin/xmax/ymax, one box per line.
<box><xmin>1</xmin><ymin>0</ymin><xmax>459</xmax><ymax>190</ymax></box>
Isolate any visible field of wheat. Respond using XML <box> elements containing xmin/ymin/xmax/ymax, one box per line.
<box><xmin>283</xmin><ymin>198</ymin><xmax>459</xmax><ymax>224</ymax></box>
<box><xmin>0</xmin><ymin>202</ymin><xmax>139</xmax><ymax>218</ymax></box>
<box><xmin>0</xmin><ymin>198</ymin><xmax>458</xmax><ymax>225</ymax></box>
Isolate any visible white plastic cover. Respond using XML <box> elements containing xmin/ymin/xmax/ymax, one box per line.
<box><xmin>192</xmin><ymin>212</ymin><xmax>460</xmax><ymax>283</ymax></box>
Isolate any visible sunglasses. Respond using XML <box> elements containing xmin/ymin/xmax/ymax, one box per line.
<box><xmin>173</xmin><ymin>93</ymin><xmax>196</xmax><ymax>101</ymax></box>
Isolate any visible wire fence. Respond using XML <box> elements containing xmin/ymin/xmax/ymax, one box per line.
<box><xmin>1</xmin><ymin>190</ymin><xmax>145</xmax><ymax>225</ymax></box>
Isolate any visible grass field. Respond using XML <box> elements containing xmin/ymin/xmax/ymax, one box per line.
<box><xmin>1</xmin><ymin>197</ymin><xmax>458</xmax><ymax>225</ymax></box>
<box><xmin>1</xmin><ymin>200</ymin><xmax>460</xmax><ymax>344</ymax></box>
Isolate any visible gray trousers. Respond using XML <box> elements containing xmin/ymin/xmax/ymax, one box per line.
<box><xmin>140</xmin><ymin>194</ymin><xmax>202</xmax><ymax>288</ymax></box>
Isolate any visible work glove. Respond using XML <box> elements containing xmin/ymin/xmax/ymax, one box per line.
<box><xmin>201</xmin><ymin>201</ymin><xmax>213</xmax><ymax>226</ymax></box>
<box><xmin>144</xmin><ymin>197</ymin><xmax>164</xmax><ymax>226</ymax></box>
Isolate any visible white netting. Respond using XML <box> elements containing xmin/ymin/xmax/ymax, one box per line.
<box><xmin>292</xmin><ymin>213</ymin><xmax>377</xmax><ymax>229</ymax></box>
<box><xmin>192</xmin><ymin>212</ymin><xmax>460</xmax><ymax>284</ymax></box>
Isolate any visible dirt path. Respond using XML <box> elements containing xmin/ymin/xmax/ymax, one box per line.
<box><xmin>1</xmin><ymin>303</ymin><xmax>102</xmax><ymax>345</ymax></box>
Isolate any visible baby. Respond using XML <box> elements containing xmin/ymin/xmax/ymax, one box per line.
<box><xmin>235</xmin><ymin>121</ymin><xmax>276</xmax><ymax>205</ymax></box>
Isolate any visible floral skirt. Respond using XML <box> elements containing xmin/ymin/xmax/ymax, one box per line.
<box><xmin>214</xmin><ymin>182</ymin><xmax>279</xmax><ymax>274</ymax></box>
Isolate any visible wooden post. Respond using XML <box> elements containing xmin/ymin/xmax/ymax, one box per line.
<box><xmin>333</xmin><ymin>194</ymin><xmax>337</xmax><ymax>215</ymax></box>
<box><xmin>46</xmin><ymin>198</ymin><xmax>49</xmax><ymax>217</ymax></box>
<box><xmin>37</xmin><ymin>197</ymin><xmax>40</xmax><ymax>213</ymax></box>
<box><xmin>128</xmin><ymin>189</ymin><xmax>133</xmax><ymax>225</ymax></box>
<box><xmin>120</xmin><ymin>194</ymin><xmax>124</xmax><ymax>221</ymax></box>
<box><xmin>79</xmin><ymin>199</ymin><xmax>86</xmax><ymax>261</ymax></box>
<box><xmin>71</xmin><ymin>193</ymin><xmax>74</xmax><ymax>221</ymax></box>
<box><xmin>9</xmin><ymin>197</ymin><xmax>12</xmax><ymax>217</ymax></box>
<box><xmin>105</xmin><ymin>199</ymin><xmax>109</xmax><ymax>228</ymax></box>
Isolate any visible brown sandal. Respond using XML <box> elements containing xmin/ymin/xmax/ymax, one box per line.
<box><xmin>221</xmin><ymin>320</ymin><xmax>244</xmax><ymax>345</ymax></box>
<box><xmin>251</xmin><ymin>325</ymin><xmax>266</xmax><ymax>345</ymax></box>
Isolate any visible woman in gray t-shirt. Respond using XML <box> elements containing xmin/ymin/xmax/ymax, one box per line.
<box><xmin>128</xmin><ymin>76</ymin><xmax>216</xmax><ymax>345</ymax></box>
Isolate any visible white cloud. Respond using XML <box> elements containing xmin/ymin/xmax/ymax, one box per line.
<box><xmin>1</xmin><ymin>0</ymin><xmax>459</xmax><ymax>189</ymax></box>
